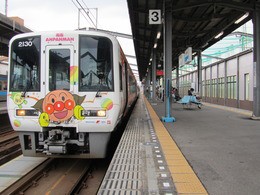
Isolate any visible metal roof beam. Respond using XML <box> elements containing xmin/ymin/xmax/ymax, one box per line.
<box><xmin>125</xmin><ymin>54</ymin><xmax>136</xmax><ymax>59</ymax></box>
<box><xmin>171</xmin><ymin>1</ymin><xmax>254</xmax><ymax>12</ymax></box>
<box><xmin>89</xmin><ymin>27</ymin><xmax>132</xmax><ymax>39</ymax></box>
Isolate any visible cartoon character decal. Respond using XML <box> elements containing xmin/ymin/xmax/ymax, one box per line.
<box><xmin>10</xmin><ymin>92</ymin><xmax>27</xmax><ymax>108</ymax></box>
<box><xmin>32</xmin><ymin>90</ymin><xmax>85</xmax><ymax>127</ymax></box>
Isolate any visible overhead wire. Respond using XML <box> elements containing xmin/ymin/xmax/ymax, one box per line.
<box><xmin>71</xmin><ymin>0</ymin><xmax>97</xmax><ymax>29</ymax></box>
<box><xmin>80</xmin><ymin>0</ymin><xmax>100</xmax><ymax>28</ymax></box>
<box><xmin>71</xmin><ymin>0</ymin><xmax>92</xmax><ymax>27</ymax></box>
<box><xmin>76</xmin><ymin>0</ymin><xmax>97</xmax><ymax>28</ymax></box>
<box><xmin>70</xmin><ymin>0</ymin><xmax>138</xmax><ymax>80</ymax></box>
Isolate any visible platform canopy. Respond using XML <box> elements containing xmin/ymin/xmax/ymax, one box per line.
<box><xmin>127</xmin><ymin>0</ymin><xmax>256</xmax><ymax>81</ymax></box>
<box><xmin>0</xmin><ymin>13</ymin><xmax>31</xmax><ymax>56</ymax></box>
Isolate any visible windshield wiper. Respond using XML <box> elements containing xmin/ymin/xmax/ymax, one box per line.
<box><xmin>21</xmin><ymin>79</ymin><xmax>32</xmax><ymax>97</ymax></box>
<box><xmin>21</xmin><ymin>83</ymin><xmax>30</xmax><ymax>97</ymax></box>
<box><xmin>95</xmin><ymin>86</ymin><xmax>102</xmax><ymax>97</ymax></box>
<box><xmin>95</xmin><ymin>72</ymin><xmax>105</xmax><ymax>97</ymax></box>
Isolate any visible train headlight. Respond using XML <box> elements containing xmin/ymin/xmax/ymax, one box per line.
<box><xmin>16</xmin><ymin>109</ymin><xmax>39</xmax><ymax>116</ymax></box>
<box><xmin>17</xmin><ymin>109</ymin><xmax>26</xmax><ymax>116</ymax></box>
<box><xmin>97</xmin><ymin>110</ymin><xmax>106</xmax><ymax>117</ymax></box>
<box><xmin>83</xmin><ymin>110</ymin><xmax>106</xmax><ymax>117</ymax></box>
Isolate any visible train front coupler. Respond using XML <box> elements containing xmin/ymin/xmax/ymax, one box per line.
<box><xmin>43</xmin><ymin>129</ymin><xmax>69</xmax><ymax>155</ymax></box>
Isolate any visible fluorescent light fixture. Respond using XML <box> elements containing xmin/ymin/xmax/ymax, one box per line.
<box><xmin>154</xmin><ymin>43</ymin><xmax>157</xmax><ymax>48</ymax></box>
<box><xmin>235</xmin><ymin>13</ymin><xmax>249</xmax><ymax>24</ymax></box>
<box><xmin>202</xmin><ymin>42</ymin><xmax>208</xmax><ymax>48</ymax></box>
<box><xmin>215</xmin><ymin>31</ymin><xmax>223</xmax><ymax>39</ymax></box>
<box><xmin>157</xmin><ymin>32</ymin><xmax>161</xmax><ymax>39</ymax></box>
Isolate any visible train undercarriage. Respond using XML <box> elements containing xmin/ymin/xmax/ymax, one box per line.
<box><xmin>18</xmin><ymin>127</ymin><xmax>111</xmax><ymax>158</ymax></box>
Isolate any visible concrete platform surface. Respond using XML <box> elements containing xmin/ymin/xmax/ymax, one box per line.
<box><xmin>152</xmin><ymin>100</ymin><xmax>260</xmax><ymax>195</ymax></box>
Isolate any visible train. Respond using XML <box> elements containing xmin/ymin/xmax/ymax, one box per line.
<box><xmin>7</xmin><ymin>30</ymin><xmax>138</xmax><ymax>158</ymax></box>
<box><xmin>0</xmin><ymin>74</ymin><xmax>7</xmax><ymax>102</ymax></box>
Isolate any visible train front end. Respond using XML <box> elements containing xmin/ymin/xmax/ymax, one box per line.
<box><xmin>7</xmin><ymin>31</ymin><xmax>124</xmax><ymax>158</ymax></box>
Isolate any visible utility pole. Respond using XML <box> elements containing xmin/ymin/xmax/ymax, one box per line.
<box><xmin>5</xmin><ymin>0</ymin><xmax>8</xmax><ymax>16</ymax></box>
<box><xmin>78</xmin><ymin>7</ymin><xmax>98</xmax><ymax>30</ymax></box>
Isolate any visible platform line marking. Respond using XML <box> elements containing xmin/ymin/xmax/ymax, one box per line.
<box><xmin>144</xmin><ymin>97</ymin><xmax>209</xmax><ymax>195</ymax></box>
<box><xmin>202</xmin><ymin>102</ymin><xmax>252</xmax><ymax>116</ymax></box>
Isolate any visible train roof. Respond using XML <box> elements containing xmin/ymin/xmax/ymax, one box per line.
<box><xmin>9</xmin><ymin>29</ymin><xmax>119</xmax><ymax>43</ymax></box>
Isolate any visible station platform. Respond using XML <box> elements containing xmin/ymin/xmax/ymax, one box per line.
<box><xmin>99</xmin><ymin>95</ymin><xmax>260</xmax><ymax>195</ymax></box>
<box><xmin>0</xmin><ymin>156</ymin><xmax>47</xmax><ymax>193</ymax></box>
<box><xmin>1</xmin><ymin>95</ymin><xmax>259</xmax><ymax>194</ymax></box>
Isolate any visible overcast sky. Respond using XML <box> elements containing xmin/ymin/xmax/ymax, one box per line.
<box><xmin>3</xmin><ymin>0</ymin><xmax>131</xmax><ymax>32</ymax></box>
<box><xmin>1</xmin><ymin>0</ymin><xmax>137</xmax><ymax>72</ymax></box>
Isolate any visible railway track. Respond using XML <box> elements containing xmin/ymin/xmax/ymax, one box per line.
<box><xmin>0</xmin><ymin>113</ymin><xmax>119</xmax><ymax>194</ymax></box>
<box><xmin>0</xmin><ymin>124</ymin><xmax>21</xmax><ymax>165</ymax></box>
<box><xmin>2</xmin><ymin>158</ymin><xmax>109</xmax><ymax>195</ymax></box>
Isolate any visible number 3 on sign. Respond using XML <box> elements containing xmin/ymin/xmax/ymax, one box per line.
<box><xmin>149</xmin><ymin>10</ymin><xmax>161</xmax><ymax>24</ymax></box>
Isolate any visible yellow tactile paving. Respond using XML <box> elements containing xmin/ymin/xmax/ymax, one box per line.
<box><xmin>144</xmin><ymin>97</ymin><xmax>208</xmax><ymax>195</ymax></box>
<box><xmin>165</xmin><ymin>154</ymin><xmax>185</xmax><ymax>160</ymax></box>
<box><xmin>179</xmin><ymin>194</ymin><xmax>208</xmax><ymax>195</ymax></box>
<box><xmin>161</xmin><ymin>144</ymin><xmax>180</xmax><ymax>150</ymax></box>
<box><xmin>168</xmin><ymin>165</ymin><xmax>194</xmax><ymax>174</ymax></box>
<box><xmin>164</xmin><ymin>148</ymin><xmax>183</xmax><ymax>154</ymax></box>
<box><xmin>167</xmin><ymin>159</ymin><xmax>189</xmax><ymax>166</ymax></box>
<box><xmin>175</xmin><ymin>183</ymin><xmax>208</xmax><ymax>194</ymax></box>
<box><xmin>172</xmin><ymin>173</ymin><xmax>201</xmax><ymax>183</ymax></box>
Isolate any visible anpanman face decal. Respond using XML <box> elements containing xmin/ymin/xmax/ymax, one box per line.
<box><xmin>33</xmin><ymin>90</ymin><xmax>85</xmax><ymax>127</ymax></box>
<box><xmin>43</xmin><ymin>90</ymin><xmax>75</xmax><ymax>122</ymax></box>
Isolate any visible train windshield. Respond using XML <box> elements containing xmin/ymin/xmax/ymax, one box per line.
<box><xmin>79</xmin><ymin>36</ymin><xmax>113</xmax><ymax>91</ymax></box>
<box><xmin>9</xmin><ymin>36</ymin><xmax>40</xmax><ymax>92</ymax></box>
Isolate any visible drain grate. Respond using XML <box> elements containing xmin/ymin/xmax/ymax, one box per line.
<box><xmin>98</xmin><ymin>98</ymin><xmax>176</xmax><ymax>194</ymax></box>
<box><xmin>98</xmin><ymin>115</ymin><xmax>144</xmax><ymax>194</ymax></box>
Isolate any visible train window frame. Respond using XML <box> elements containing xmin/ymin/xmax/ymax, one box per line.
<box><xmin>78</xmin><ymin>35</ymin><xmax>114</xmax><ymax>92</ymax></box>
<box><xmin>9</xmin><ymin>36</ymin><xmax>41</xmax><ymax>92</ymax></box>
<box><xmin>119</xmin><ymin>63</ymin><xmax>123</xmax><ymax>91</ymax></box>
<box><xmin>48</xmin><ymin>48</ymin><xmax>71</xmax><ymax>91</ymax></box>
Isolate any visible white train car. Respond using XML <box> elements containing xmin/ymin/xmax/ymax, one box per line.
<box><xmin>7</xmin><ymin>30</ymin><xmax>138</xmax><ymax>158</ymax></box>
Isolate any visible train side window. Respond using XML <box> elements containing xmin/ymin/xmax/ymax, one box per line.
<box><xmin>119</xmin><ymin>63</ymin><xmax>122</xmax><ymax>91</ymax></box>
<box><xmin>9</xmin><ymin>36</ymin><xmax>41</xmax><ymax>92</ymax></box>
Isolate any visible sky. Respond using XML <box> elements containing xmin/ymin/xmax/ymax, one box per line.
<box><xmin>2</xmin><ymin>1</ymin><xmax>253</xmax><ymax>81</ymax></box>
<box><xmin>1</xmin><ymin>0</ymin><xmax>138</xmax><ymax>74</ymax></box>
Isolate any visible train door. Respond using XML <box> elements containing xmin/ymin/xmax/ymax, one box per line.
<box><xmin>119</xmin><ymin>54</ymin><xmax>128</xmax><ymax>117</ymax></box>
<box><xmin>45</xmin><ymin>45</ymin><xmax>74</xmax><ymax>93</ymax></box>
<box><xmin>44</xmin><ymin>45</ymin><xmax>78</xmax><ymax>125</ymax></box>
